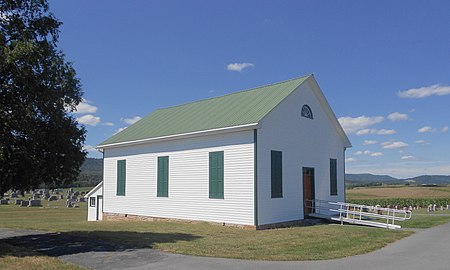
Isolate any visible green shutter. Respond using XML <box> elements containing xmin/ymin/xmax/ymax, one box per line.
<box><xmin>117</xmin><ymin>160</ymin><xmax>126</xmax><ymax>196</ymax></box>
<box><xmin>157</xmin><ymin>156</ymin><xmax>169</xmax><ymax>197</ymax></box>
<box><xmin>209</xmin><ymin>151</ymin><xmax>224</xmax><ymax>199</ymax></box>
<box><xmin>271</xmin><ymin>150</ymin><xmax>282</xmax><ymax>198</ymax></box>
<box><xmin>330</xmin><ymin>158</ymin><xmax>337</xmax><ymax>196</ymax></box>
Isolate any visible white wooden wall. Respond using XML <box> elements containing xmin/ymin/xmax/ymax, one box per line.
<box><xmin>87</xmin><ymin>187</ymin><xmax>103</xmax><ymax>221</ymax></box>
<box><xmin>257</xmin><ymin>81</ymin><xmax>346</xmax><ymax>225</ymax></box>
<box><xmin>102</xmin><ymin>130</ymin><xmax>255</xmax><ymax>225</ymax></box>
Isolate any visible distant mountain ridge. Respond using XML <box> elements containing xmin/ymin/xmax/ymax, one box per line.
<box><xmin>76</xmin><ymin>158</ymin><xmax>450</xmax><ymax>187</ymax></box>
<box><xmin>76</xmin><ymin>158</ymin><xmax>103</xmax><ymax>187</ymax></box>
<box><xmin>346</xmin><ymin>173</ymin><xmax>450</xmax><ymax>185</ymax></box>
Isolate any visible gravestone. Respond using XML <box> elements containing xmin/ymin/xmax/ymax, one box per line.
<box><xmin>28</xmin><ymin>200</ymin><xmax>42</xmax><ymax>207</ymax></box>
<box><xmin>20</xmin><ymin>200</ymin><xmax>28</xmax><ymax>207</ymax></box>
<box><xmin>10</xmin><ymin>193</ymin><xmax>19</xmax><ymax>198</ymax></box>
<box><xmin>0</xmin><ymin>199</ymin><xmax>8</xmax><ymax>205</ymax></box>
<box><xmin>79</xmin><ymin>197</ymin><xmax>86</xmax><ymax>203</ymax></box>
<box><xmin>48</xmin><ymin>195</ymin><xmax>59</xmax><ymax>201</ymax></box>
<box><xmin>15</xmin><ymin>199</ymin><xmax>23</xmax><ymax>205</ymax></box>
<box><xmin>66</xmin><ymin>199</ymin><xmax>76</xmax><ymax>208</ymax></box>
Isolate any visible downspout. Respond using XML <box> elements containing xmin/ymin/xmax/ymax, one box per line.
<box><xmin>254</xmin><ymin>129</ymin><xmax>258</xmax><ymax>227</ymax></box>
<box><xmin>98</xmin><ymin>148</ymin><xmax>105</xmax><ymax>219</ymax></box>
<box><xmin>343</xmin><ymin>147</ymin><xmax>347</xmax><ymax>203</ymax></box>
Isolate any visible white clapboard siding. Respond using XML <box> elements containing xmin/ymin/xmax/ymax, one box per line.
<box><xmin>257</xmin><ymin>81</ymin><xmax>346</xmax><ymax>225</ymax></box>
<box><xmin>86</xmin><ymin>183</ymin><xmax>103</xmax><ymax>221</ymax></box>
<box><xmin>103</xmin><ymin>130</ymin><xmax>255</xmax><ymax>225</ymax></box>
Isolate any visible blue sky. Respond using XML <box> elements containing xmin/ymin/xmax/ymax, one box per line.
<box><xmin>50</xmin><ymin>1</ymin><xmax>450</xmax><ymax>178</ymax></box>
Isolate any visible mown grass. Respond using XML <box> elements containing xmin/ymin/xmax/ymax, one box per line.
<box><xmin>2</xmin><ymin>187</ymin><xmax>449</xmax><ymax>262</ymax></box>
<box><xmin>0</xmin><ymin>242</ymin><xmax>86</xmax><ymax>270</ymax></box>
<box><xmin>0</xmin><ymin>190</ymin><xmax>414</xmax><ymax>261</ymax></box>
<box><xmin>402</xmin><ymin>208</ymin><xmax>450</xmax><ymax>229</ymax></box>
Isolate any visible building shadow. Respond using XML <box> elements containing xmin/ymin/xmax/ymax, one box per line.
<box><xmin>2</xmin><ymin>230</ymin><xmax>201</xmax><ymax>257</ymax></box>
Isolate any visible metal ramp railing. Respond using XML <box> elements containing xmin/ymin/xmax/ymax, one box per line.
<box><xmin>306</xmin><ymin>199</ymin><xmax>412</xmax><ymax>229</ymax></box>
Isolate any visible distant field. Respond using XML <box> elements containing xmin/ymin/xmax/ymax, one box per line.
<box><xmin>346</xmin><ymin>186</ymin><xmax>450</xmax><ymax>200</ymax></box>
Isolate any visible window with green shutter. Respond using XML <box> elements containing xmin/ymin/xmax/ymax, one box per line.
<box><xmin>330</xmin><ymin>158</ymin><xmax>337</xmax><ymax>196</ymax></box>
<box><xmin>209</xmin><ymin>151</ymin><xmax>224</xmax><ymax>199</ymax></box>
<box><xmin>116</xmin><ymin>160</ymin><xmax>126</xmax><ymax>196</ymax></box>
<box><xmin>157</xmin><ymin>156</ymin><xmax>169</xmax><ymax>197</ymax></box>
<box><xmin>271</xmin><ymin>150</ymin><xmax>282</xmax><ymax>198</ymax></box>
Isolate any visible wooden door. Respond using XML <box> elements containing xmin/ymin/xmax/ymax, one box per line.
<box><xmin>303</xmin><ymin>168</ymin><xmax>315</xmax><ymax>215</ymax></box>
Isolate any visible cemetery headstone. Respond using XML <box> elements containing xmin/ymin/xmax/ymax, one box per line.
<box><xmin>28</xmin><ymin>200</ymin><xmax>42</xmax><ymax>207</ymax></box>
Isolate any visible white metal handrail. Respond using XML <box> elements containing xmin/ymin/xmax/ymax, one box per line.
<box><xmin>306</xmin><ymin>199</ymin><xmax>412</xmax><ymax>229</ymax></box>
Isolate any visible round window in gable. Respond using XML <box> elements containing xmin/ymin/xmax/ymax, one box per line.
<box><xmin>301</xmin><ymin>105</ymin><xmax>313</xmax><ymax>119</ymax></box>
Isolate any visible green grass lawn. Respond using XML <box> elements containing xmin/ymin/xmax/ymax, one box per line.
<box><xmin>0</xmin><ymin>242</ymin><xmax>85</xmax><ymax>270</ymax></box>
<box><xmin>0</xmin><ymin>189</ymin><xmax>412</xmax><ymax>262</ymax></box>
<box><xmin>1</xmin><ymin>188</ymin><xmax>449</xmax><ymax>265</ymax></box>
<box><xmin>401</xmin><ymin>208</ymin><xmax>450</xmax><ymax>229</ymax></box>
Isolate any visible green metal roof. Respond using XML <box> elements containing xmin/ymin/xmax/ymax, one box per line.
<box><xmin>99</xmin><ymin>75</ymin><xmax>311</xmax><ymax>147</ymax></box>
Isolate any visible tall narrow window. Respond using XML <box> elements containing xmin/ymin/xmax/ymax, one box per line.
<box><xmin>330</xmin><ymin>158</ymin><xmax>337</xmax><ymax>196</ymax></box>
<box><xmin>157</xmin><ymin>156</ymin><xmax>169</xmax><ymax>197</ymax></box>
<box><xmin>89</xmin><ymin>197</ymin><xmax>96</xmax><ymax>207</ymax></box>
<box><xmin>271</xmin><ymin>150</ymin><xmax>283</xmax><ymax>198</ymax></box>
<box><xmin>117</xmin><ymin>160</ymin><xmax>126</xmax><ymax>196</ymax></box>
<box><xmin>209</xmin><ymin>151</ymin><xmax>224</xmax><ymax>199</ymax></box>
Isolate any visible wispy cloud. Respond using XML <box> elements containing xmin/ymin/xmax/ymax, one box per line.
<box><xmin>345</xmin><ymin>157</ymin><xmax>357</xmax><ymax>162</ymax></box>
<box><xmin>338</xmin><ymin>116</ymin><xmax>384</xmax><ymax>134</ymax></box>
<box><xmin>74</xmin><ymin>99</ymin><xmax>98</xmax><ymax>114</ymax></box>
<box><xmin>401</xmin><ymin>155</ymin><xmax>418</xmax><ymax>161</ymax></box>
<box><xmin>121</xmin><ymin>116</ymin><xmax>142</xmax><ymax>125</ymax></box>
<box><xmin>442</xmin><ymin>126</ymin><xmax>449</xmax><ymax>133</ymax></box>
<box><xmin>356</xmin><ymin>129</ymin><xmax>396</xmax><ymax>136</ymax></box>
<box><xmin>354</xmin><ymin>150</ymin><xmax>383</xmax><ymax>157</ymax></box>
<box><xmin>226</xmin><ymin>63</ymin><xmax>255</xmax><ymax>72</ymax></box>
<box><xmin>387</xmin><ymin>112</ymin><xmax>408</xmax><ymax>121</ymax></box>
<box><xmin>382</xmin><ymin>141</ymin><xmax>408</xmax><ymax>149</ymax></box>
<box><xmin>114</xmin><ymin>127</ymin><xmax>127</xmax><ymax>134</ymax></box>
<box><xmin>415</xmin><ymin>140</ymin><xmax>429</xmax><ymax>145</ymax></box>
<box><xmin>82</xmin><ymin>144</ymin><xmax>97</xmax><ymax>153</ymax></box>
<box><xmin>102</xmin><ymin>122</ymin><xmax>114</xmax><ymax>126</ymax></box>
<box><xmin>418</xmin><ymin>126</ymin><xmax>436</xmax><ymax>133</ymax></box>
<box><xmin>398</xmin><ymin>84</ymin><xmax>450</xmax><ymax>98</ymax></box>
<box><xmin>363</xmin><ymin>140</ymin><xmax>378</xmax><ymax>145</ymax></box>
<box><xmin>76</xmin><ymin>114</ymin><xmax>101</xmax><ymax>126</ymax></box>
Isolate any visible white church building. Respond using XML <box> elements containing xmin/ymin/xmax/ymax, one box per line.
<box><xmin>87</xmin><ymin>74</ymin><xmax>351</xmax><ymax>228</ymax></box>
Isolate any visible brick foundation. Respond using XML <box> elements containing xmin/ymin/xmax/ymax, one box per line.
<box><xmin>103</xmin><ymin>212</ymin><xmax>257</xmax><ymax>229</ymax></box>
<box><xmin>102</xmin><ymin>212</ymin><xmax>322</xmax><ymax>230</ymax></box>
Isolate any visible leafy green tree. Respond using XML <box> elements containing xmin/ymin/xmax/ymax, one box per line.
<box><xmin>0</xmin><ymin>0</ymin><xmax>86</xmax><ymax>194</ymax></box>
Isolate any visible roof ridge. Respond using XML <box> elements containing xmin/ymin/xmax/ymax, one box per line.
<box><xmin>156</xmin><ymin>74</ymin><xmax>312</xmax><ymax>111</ymax></box>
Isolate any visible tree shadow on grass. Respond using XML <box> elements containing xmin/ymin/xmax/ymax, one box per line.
<box><xmin>1</xmin><ymin>230</ymin><xmax>201</xmax><ymax>257</ymax></box>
